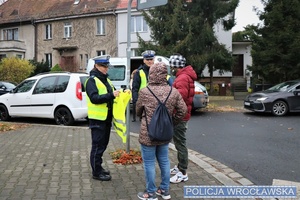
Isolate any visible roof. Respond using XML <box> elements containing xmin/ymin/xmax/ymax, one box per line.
<box><xmin>0</xmin><ymin>0</ymin><xmax>119</xmax><ymax>25</ymax></box>
<box><xmin>116</xmin><ymin>0</ymin><xmax>137</xmax><ymax>9</ymax></box>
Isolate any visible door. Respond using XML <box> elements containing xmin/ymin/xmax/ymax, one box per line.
<box><xmin>288</xmin><ymin>85</ymin><xmax>300</xmax><ymax>111</ymax></box>
<box><xmin>232</xmin><ymin>54</ymin><xmax>244</xmax><ymax>76</ymax></box>
<box><xmin>30</xmin><ymin>76</ymin><xmax>57</xmax><ymax>117</ymax></box>
<box><xmin>8</xmin><ymin>80</ymin><xmax>36</xmax><ymax>116</ymax></box>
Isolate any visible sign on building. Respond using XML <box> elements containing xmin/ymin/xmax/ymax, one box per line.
<box><xmin>137</xmin><ymin>0</ymin><xmax>168</xmax><ymax>10</ymax></box>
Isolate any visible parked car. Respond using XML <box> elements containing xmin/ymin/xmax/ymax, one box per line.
<box><xmin>0</xmin><ymin>72</ymin><xmax>89</xmax><ymax>125</ymax></box>
<box><xmin>0</xmin><ymin>81</ymin><xmax>16</xmax><ymax>95</ymax></box>
<box><xmin>193</xmin><ymin>81</ymin><xmax>209</xmax><ymax>111</ymax></box>
<box><xmin>244</xmin><ymin>79</ymin><xmax>300</xmax><ymax>116</ymax></box>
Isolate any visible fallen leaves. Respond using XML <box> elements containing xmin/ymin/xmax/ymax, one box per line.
<box><xmin>0</xmin><ymin>122</ymin><xmax>30</xmax><ymax>133</ymax></box>
<box><xmin>204</xmin><ymin>103</ymin><xmax>241</xmax><ymax>112</ymax></box>
<box><xmin>110</xmin><ymin>149</ymin><xmax>142</xmax><ymax>165</ymax></box>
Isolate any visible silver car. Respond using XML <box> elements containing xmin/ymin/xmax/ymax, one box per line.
<box><xmin>192</xmin><ymin>81</ymin><xmax>209</xmax><ymax>111</ymax></box>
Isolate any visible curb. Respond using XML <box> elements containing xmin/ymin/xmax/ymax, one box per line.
<box><xmin>131</xmin><ymin>132</ymin><xmax>254</xmax><ymax>187</ymax></box>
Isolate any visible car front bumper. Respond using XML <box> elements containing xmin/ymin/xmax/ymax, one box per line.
<box><xmin>244</xmin><ymin>100</ymin><xmax>272</xmax><ymax>113</ymax></box>
<box><xmin>193</xmin><ymin>95</ymin><xmax>209</xmax><ymax>109</ymax></box>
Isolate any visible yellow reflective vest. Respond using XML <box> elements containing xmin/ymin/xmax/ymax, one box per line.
<box><xmin>139</xmin><ymin>70</ymin><xmax>147</xmax><ymax>90</ymax></box>
<box><xmin>86</xmin><ymin>77</ymin><xmax>114</xmax><ymax>120</ymax></box>
<box><xmin>113</xmin><ymin>90</ymin><xmax>131</xmax><ymax>143</ymax></box>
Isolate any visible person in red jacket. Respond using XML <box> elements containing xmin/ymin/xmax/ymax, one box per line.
<box><xmin>169</xmin><ymin>54</ymin><xmax>197</xmax><ymax>184</ymax></box>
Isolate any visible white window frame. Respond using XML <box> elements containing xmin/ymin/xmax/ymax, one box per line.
<box><xmin>64</xmin><ymin>22</ymin><xmax>72</xmax><ymax>38</ymax></box>
<box><xmin>45</xmin><ymin>24</ymin><xmax>52</xmax><ymax>39</ymax></box>
<box><xmin>97</xmin><ymin>50</ymin><xmax>106</xmax><ymax>56</ymax></box>
<box><xmin>80</xmin><ymin>54</ymin><xmax>83</xmax><ymax>70</ymax></box>
<box><xmin>85</xmin><ymin>54</ymin><xmax>89</xmax><ymax>69</ymax></box>
<box><xmin>131</xmin><ymin>15</ymin><xmax>148</xmax><ymax>33</ymax></box>
<box><xmin>131</xmin><ymin>49</ymin><xmax>139</xmax><ymax>57</ymax></box>
<box><xmin>45</xmin><ymin>53</ymin><xmax>52</xmax><ymax>68</ymax></box>
<box><xmin>3</xmin><ymin>28</ymin><xmax>19</xmax><ymax>40</ymax></box>
<box><xmin>96</xmin><ymin>18</ymin><xmax>105</xmax><ymax>35</ymax></box>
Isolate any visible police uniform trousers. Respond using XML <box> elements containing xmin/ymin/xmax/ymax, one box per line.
<box><xmin>89</xmin><ymin>111</ymin><xmax>112</xmax><ymax>176</ymax></box>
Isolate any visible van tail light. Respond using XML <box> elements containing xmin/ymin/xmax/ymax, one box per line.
<box><xmin>76</xmin><ymin>82</ymin><xmax>83</xmax><ymax>100</ymax></box>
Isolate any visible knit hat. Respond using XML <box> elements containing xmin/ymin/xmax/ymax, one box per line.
<box><xmin>169</xmin><ymin>54</ymin><xmax>186</xmax><ymax>68</ymax></box>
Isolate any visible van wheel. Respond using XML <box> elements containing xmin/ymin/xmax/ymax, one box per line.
<box><xmin>0</xmin><ymin>105</ymin><xmax>11</xmax><ymax>121</ymax></box>
<box><xmin>54</xmin><ymin>107</ymin><xmax>74</xmax><ymax>126</ymax></box>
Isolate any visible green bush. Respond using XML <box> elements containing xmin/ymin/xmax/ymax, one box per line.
<box><xmin>0</xmin><ymin>57</ymin><xmax>35</xmax><ymax>84</ymax></box>
<box><xmin>29</xmin><ymin>59</ymin><xmax>50</xmax><ymax>76</ymax></box>
<box><xmin>51</xmin><ymin>64</ymin><xmax>63</xmax><ymax>72</ymax></box>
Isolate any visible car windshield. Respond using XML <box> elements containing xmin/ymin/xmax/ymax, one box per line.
<box><xmin>266</xmin><ymin>80</ymin><xmax>299</xmax><ymax>92</ymax></box>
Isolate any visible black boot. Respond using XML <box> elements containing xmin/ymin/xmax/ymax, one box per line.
<box><xmin>93</xmin><ymin>172</ymin><xmax>111</xmax><ymax>181</ymax></box>
<box><xmin>101</xmin><ymin>168</ymin><xmax>110</xmax><ymax>175</ymax></box>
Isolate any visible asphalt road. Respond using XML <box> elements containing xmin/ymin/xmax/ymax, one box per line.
<box><xmin>187</xmin><ymin>111</ymin><xmax>300</xmax><ymax>185</ymax></box>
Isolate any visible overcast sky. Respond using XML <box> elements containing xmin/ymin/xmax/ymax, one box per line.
<box><xmin>232</xmin><ymin>0</ymin><xmax>264</xmax><ymax>32</ymax></box>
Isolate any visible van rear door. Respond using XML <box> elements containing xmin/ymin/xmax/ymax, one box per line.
<box><xmin>108</xmin><ymin>58</ymin><xmax>129</xmax><ymax>90</ymax></box>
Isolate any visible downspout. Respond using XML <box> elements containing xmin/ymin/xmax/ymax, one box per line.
<box><xmin>31</xmin><ymin>18</ymin><xmax>37</xmax><ymax>62</ymax></box>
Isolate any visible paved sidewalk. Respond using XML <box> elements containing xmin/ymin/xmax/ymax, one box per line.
<box><xmin>0</xmin><ymin>123</ymin><xmax>257</xmax><ymax>200</ymax></box>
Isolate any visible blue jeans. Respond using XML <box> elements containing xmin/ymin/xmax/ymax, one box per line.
<box><xmin>141</xmin><ymin>143</ymin><xmax>170</xmax><ymax>193</ymax></box>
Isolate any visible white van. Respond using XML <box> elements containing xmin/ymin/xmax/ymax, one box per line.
<box><xmin>86</xmin><ymin>56</ymin><xmax>169</xmax><ymax>90</ymax></box>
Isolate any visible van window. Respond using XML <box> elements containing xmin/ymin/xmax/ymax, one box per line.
<box><xmin>108</xmin><ymin>65</ymin><xmax>125</xmax><ymax>81</ymax></box>
<box><xmin>80</xmin><ymin>76</ymin><xmax>89</xmax><ymax>92</ymax></box>
<box><xmin>33</xmin><ymin>76</ymin><xmax>57</xmax><ymax>94</ymax></box>
<box><xmin>55</xmin><ymin>76</ymin><xmax>70</xmax><ymax>93</ymax></box>
<box><xmin>15</xmin><ymin>80</ymin><xmax>36</xmax><ymax>93</ymax></box>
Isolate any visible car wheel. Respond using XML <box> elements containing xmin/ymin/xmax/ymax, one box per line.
<box><xmin>54</xmin><ymin>107</ymin><xmax>74</xmax><ymax>126</ymax></box>
<box><xmin>0</xmin><ymin>105</ymin><xmax>11</xmax><ymax>121</ymax></box>
<box><xmin>271</xmin><ymin>100</ymin><xmax>288</xmax><ymax>116</ymax></box>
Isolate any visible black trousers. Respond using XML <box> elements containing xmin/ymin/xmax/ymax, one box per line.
<box><xmin>89</xmin><ymin>115</ymin><xmax>112</xmax><ymax>176</ymax></box>
<box><xmin>132</xmin><ymin>103</ymin><xmax>136</xmax><ymax>121</ymax></box>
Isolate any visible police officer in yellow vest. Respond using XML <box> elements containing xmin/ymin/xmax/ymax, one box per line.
<box><xmin>85</xmin><ymin>55</ymin><xmax>120</xmax><ymax>181</ymax></box>
<box><xmin>131</xmin><ymin>50</ymin><xmax>155</xmax><ymax>122</ymax></box>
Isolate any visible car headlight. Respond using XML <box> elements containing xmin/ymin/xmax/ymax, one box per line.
<box><xmin>256</xmin><ymin>97</ymin><xmax>268</xmax><ymax>101</ymax></box>
<box><xmin>194</xmin><ymin>86</ymin><xmax>204</xmax><ymax>95</ymax></box>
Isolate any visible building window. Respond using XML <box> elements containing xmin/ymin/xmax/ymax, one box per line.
<box><xmin>45</xmin><ymin>24</ymin><xmax>52</xmax><ymax>39</ymax></box>
<box><xmin>45</xmin><ymin>53</ymin><xmax>52</xmax><ymax>68</ymax></box>
<box><xmin>80</xmin><ymin>54</ymin><xmax>83</xmax><ymax>70</ymax></box>
<box><xmin>97</xmin><ymin>50</ymin><xmax>106</xmax><ymax>56</ymax></box>
<box><xmin>3</xmin><ymin>28</ymin><xmax>19</xmax><ymax>40</ymax></box>
<box><xmin>0</xmin><ymin>54</ymin><xmax>7</xmax><ymax>61</ymax></box>
<box><xmin>96</xmin><ymin>18</ymin><xmax>105</xmax><ymax>35</ymax></box>
<box><xmin>85</xmin><ymin>54</ymin><xmax>88</xmax><ymax>69</ymax></box>
<box><xmin>64</xmin><ymin>22</ymin><xmax>72</xmax><ymax>38</ymax></box>
<box><xmin>16</xmin><ymin>54</ymin><xmax>23</xmax><ymax>59</ymax></box>
<box><xmin>131</xmin><ymin>49</ymin><xmax>139</xmax><ymax>57</ymax></box>
<box><xmin>131</xmin><ymin>15</ymin><xmax>148</xmax><ymax>33</ymax></box>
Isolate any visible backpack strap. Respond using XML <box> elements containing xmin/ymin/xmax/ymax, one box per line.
<box><xmin>143</xmin><ymin>86</ymin><xmax>172</xmax><ymax>132</ymax></box>
<box><xmin>146</xmin><ymin>86</ymin><xmax>172</xmax><ymax>104</ymax></box>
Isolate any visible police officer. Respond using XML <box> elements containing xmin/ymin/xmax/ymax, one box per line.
<box><xmin>85</xmin><ymin>55</ymin><xmax>120</xmax><ymax>181</ymax></box>
<box><xmin>131</xmin><ymin>50</ymin><xmax>155</xmax><ymax>122</ymax></box>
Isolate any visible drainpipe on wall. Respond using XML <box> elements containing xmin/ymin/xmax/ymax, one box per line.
<box><xmin>31</xmin><ymin>18</ymin><xmax>37</xmax><ymax>62</ymax></box>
